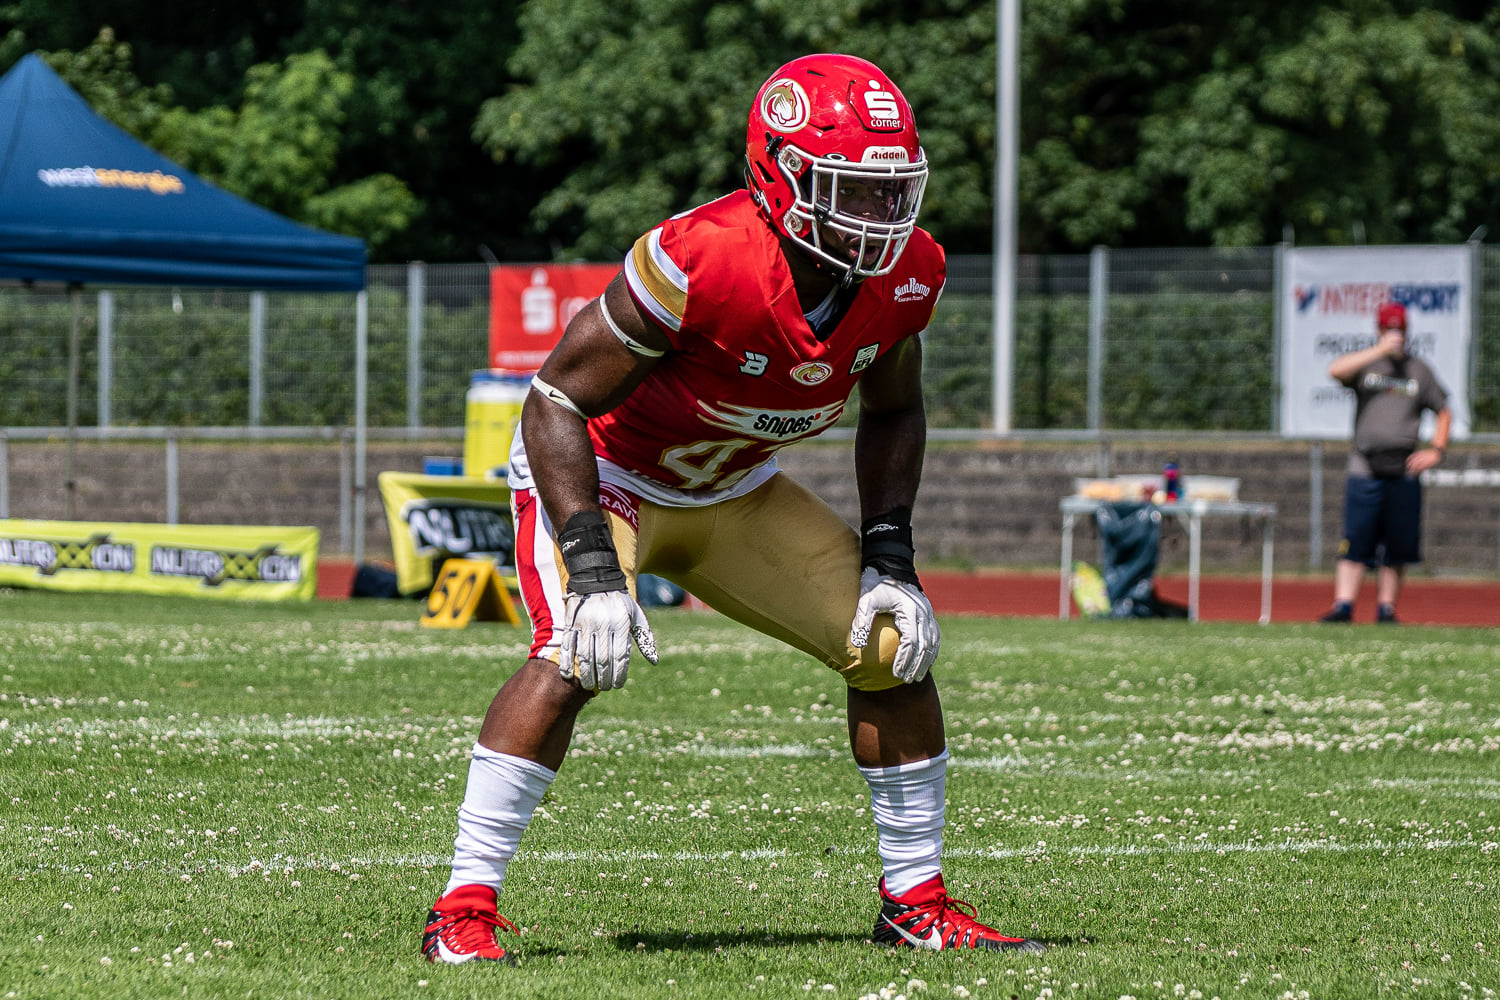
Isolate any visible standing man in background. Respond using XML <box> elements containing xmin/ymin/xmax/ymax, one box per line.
<box><xmin>1320</xmin><ymin>301</ymin><xmax>1451</xmax><ymax>624</ymax></box>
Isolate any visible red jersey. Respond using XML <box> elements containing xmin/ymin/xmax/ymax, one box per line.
<box><xmin>592</xmin><ymin>190</ymin><xmax>945</xmax><ymax>498</ymax></box>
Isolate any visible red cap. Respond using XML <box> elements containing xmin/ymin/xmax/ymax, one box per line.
<box><xmin>1377</xmin><ymin>302</ymin><xmax>1407</xmax><ymax>330</ymax></box>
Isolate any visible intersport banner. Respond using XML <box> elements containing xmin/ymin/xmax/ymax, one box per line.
<box><xmin>0</xmin><ymin>520</ymin><xmax>318</xmax><ymax>600</ymax></box>
<box><xmin>1280</xmin><ymin>245</ymin><xmax>1471</xmax><ymax>439</ymax></box>
<box><xmin>377</xmin><ymin>472</ymin><xmax>514</xmax><ymax>595</ymax></box>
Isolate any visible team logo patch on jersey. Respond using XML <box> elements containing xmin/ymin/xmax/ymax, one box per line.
<box><xmin>893</xmin><ymin>278</ymin><xmax>932</xmax><ymax>303</ymax></box>
<box><xmin>790</xmin><ymin>361</ymin><xmax>833</xmax><ymax>386</ymax></box>
<box><xmin>849</xmin><ymin>343</ymin><xmax>880</xmax><ymax>375</ymax></box>
<box><xmin>762</xmin><ymin>79</ymin><xmax>810</xmax><ymax>133</ymax></box>
<box><xmin>697</xmin><ymin>400</ymin><xmax>845</xmax><ymax>440</ymax></box>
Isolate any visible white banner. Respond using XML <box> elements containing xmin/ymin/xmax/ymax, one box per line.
<box><xmin>1280</xmin><ymin>245</ymin><xmax>1470</xmax><ymax>440</ymax></box>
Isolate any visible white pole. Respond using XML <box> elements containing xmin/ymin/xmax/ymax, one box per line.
<box><xmin>1087</xmin><ymin>245</ymin><xmax>1108</xmax><ymax>431</ymax></box>
<box><xmin>249</xmin><ymin>292</ymin><xmax>266</xmax><ymax>427</ymax></box>
<box><xmin>991</xmin><ymin>0</ymin><xmax>1020</xmax><ymax>433</ymax></box>
<box><xmin>97</xmin><ymin>290</ymin><xmax>113</xmax><ymax>429</ymax></box>
<box><xmin>165</xmin><ymin>433</ymin><xmax>178</xmax><ymax>525</ymax></box>
<box><xmin>354</xmin><ymin>290</ymin><xmax>368</xmax><ymax>564</ymax></box>
<box><xmin>407</xmin><ymin>262</ymin><xmax>426</xmax><ymax>430</ymax></box>
<box><xmin>66</xmin><ymin>287</ymin><xmax>81</xmax><ymax>521</ymax></box>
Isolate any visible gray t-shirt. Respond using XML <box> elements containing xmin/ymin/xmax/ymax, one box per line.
<box><xmin>1336</xmin><ymin>354</ymin><xmax>1448</xmax><ymax>476</ymax></box>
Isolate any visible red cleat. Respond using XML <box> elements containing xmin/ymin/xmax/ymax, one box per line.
<box><xmin>421</xmin><ymin>884</ymin><xmax>519</xmax><ymax>964</ymax></box>
<box><xmin>872</xmin><ymin>874</ymin><xmax>1044</xmax><ymax>953</ymax></box>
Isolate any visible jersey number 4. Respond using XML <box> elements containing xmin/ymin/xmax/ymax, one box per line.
<box><xmin>660</xmin><ymin>438</ymin><xmax>755</xmax><ymax>489</ymax></box>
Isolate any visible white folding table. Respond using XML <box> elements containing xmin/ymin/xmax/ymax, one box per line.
<box><xmin>1059</xmin><ymin>496</ymin><xmax>1278</xmax><ymax>623</ymax></box>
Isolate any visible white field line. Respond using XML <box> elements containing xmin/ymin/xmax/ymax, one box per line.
<box><xmin>10</xmin><ymin>717</ymin><xmax>1500</xmax><ymax>793</ymax></box>
<box><xmin>947</xmin><ymin>836</ymin><xmax>1489</xmax><ymax>860</ymax></box>
<box><xmin>28</xmin><ymin>835</ymin><xmax>1490</xmax><ymax>880</ymax></box>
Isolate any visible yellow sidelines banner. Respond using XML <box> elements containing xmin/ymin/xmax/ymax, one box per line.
<box><xmin>0</xmin><ymin>519</ymin><xmax>319</xmax><ymax>600</ymax></box>
<box><xmin>377</xmin><ymin>472</ymin><xmax>515</xmax><ymax>595</ymax></box>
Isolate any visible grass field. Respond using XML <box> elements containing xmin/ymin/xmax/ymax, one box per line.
<box><xmin>1</xmin><ymin>589</ymin><xmax>1496</xmax><ymax>1000</ymax></box>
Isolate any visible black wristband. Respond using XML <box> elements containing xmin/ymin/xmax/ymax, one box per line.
<box><xmin>860</xmin><ymin>506</ymin><xmax>921</xmax><ymax>588</ymax></box>
<box><xmin>557</xmin><ymin>511</ymin><xmax>627</xmax><ymax>594</ymax></box>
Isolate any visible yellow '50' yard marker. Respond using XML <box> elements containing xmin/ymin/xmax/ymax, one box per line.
<box><xmin>420</xmin><ymin>558</ymin><xmax>521</xmax><ymax>628</ymax></box>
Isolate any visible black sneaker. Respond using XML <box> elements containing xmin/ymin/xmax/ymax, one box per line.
<box><xmin>1376</xmin><ymin>604</ymin><xmax>1399</xmax><ymax>624</ymax></box>
<box><xmin>1319</xmin><ymin>603</ymin><xmax>1353</xmax><ymax>623</ymax></box>
<box><xmin>422</xmin><ymin>884</ymin><xmax>519</xmax><ymax>964</ymax></box>
<box><xmin>871</xmin><ymin>875</ymin><xmax>1044</xmax><ymax>953</ymax></box>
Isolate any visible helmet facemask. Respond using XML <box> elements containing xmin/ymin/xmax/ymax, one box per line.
<box><xmin>774</xmin><ymin>144</ymin><xmax>928</xmax><ymax>279</ymax></box>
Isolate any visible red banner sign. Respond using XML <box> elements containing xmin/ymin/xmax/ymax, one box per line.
<box><xmin>488</xmin><ymin>264</ymin><xmax>616</xmax><ymax>372</ymax></box>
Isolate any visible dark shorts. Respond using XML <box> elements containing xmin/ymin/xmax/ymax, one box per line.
<box><xmin>1339</xmin><ymin>475</ymin><xmax>1423</xmax><ymax>567</ymax></box>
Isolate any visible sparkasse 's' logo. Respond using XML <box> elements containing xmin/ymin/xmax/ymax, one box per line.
<box><xmin>862</xmin><ymin>81</ymin><xmax>902</xmax><ymax>129</ymax></box>
<box><xmin>893</xmin><ymin>278</ymin><xmax>931</xmax><ymax>303</ymax></box>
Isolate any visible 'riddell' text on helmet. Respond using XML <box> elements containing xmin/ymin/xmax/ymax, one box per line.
<box><xmin>745</xmin><ymin>53</ymin><xmax>928</xmax><ymax>281</ymax></box>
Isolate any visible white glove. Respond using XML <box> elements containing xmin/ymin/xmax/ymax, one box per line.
<box><xmin>559</xmin><ymin>590</ymin><xmax>659</xmax><ymax>691</ymax></box>
<box><xmin>850</xmin><ymin>566</ymin><xmax>940</xmax><ymax>684</ymax></box>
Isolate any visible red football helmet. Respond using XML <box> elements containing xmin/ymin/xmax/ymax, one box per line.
<box><xmin>745</xmin><ymin>53</ymin><xmax>928</xmax><ymax>280</ymax></box>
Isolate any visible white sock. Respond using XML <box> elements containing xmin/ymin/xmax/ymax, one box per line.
<box><xmin>444</xmin><ymin>745</ymin><xmax>556</xmax><ymax>895</ymax></box>
<box><xmin>858</xmin><ymin>749</ymin><xmax>949</xmax><ymax>896</ymax></box>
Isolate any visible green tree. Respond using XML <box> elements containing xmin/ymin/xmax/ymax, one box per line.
<box><xmin>1023</xmin><ymin>1</ymin><xmax>1500</xmax><ymax>249</ymax></box>
<box><xmin>39</xmin><ymin>33</ymin><xmax>418</xmax><ymax>257</ymax></box>
<box><xmin>14</xmin><ymin>1</ymin><xmax>1500</xmax><ymax>259</ymax></box>
<box><xmin>472</xmin><ymin>0</ymin><xmax>1000</xmax><ymax>259</ymax></box>
<box><xmin>2</xmin><ymin>6</ymin><xmax>525</xmax><ymax>262</ymax></box>
<box><xmin>148</xmin><ymin>49</ymin><xmax>419</xmax><ymax>253</ymax></box>
<box><xmin>285</xmin><ymin>0</ymin><xmax>540</xmax><ymax>262</ymax></box>
<box><xmin>477</xmin><ymin>0</ymin><xmax>1500</xmax><ymax>256</ymax></box>
<box><xmin>36</xmin><ymin>27</ymin><xmax>172</xmax><ymax>139</ymax></box>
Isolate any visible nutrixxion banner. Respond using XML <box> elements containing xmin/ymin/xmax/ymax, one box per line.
<box><xmin>376</xmin><ymin>472</ymin><xmax>515</xmax><ymax>595</ymax></box>
<box><xmin>1280</xmin><ymin>245</ymin><xmax>1471</xmax><ymax>440</ymax></box>
<box><xmin>0</xmin><ymin>520</ymin><xmax>318</xmax><ymax>600</ymax></box>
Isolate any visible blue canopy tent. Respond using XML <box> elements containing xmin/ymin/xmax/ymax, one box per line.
<box><xmin>0</xmin><ymin>54</ymin><xmax>373</xmax><ymax>555</ymax></box>
<box><xmin>0</xmin><ymin>53</ymin><xmax>365</xmax><ymax>289</ymax></box>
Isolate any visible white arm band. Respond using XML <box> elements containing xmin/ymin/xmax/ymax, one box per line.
<box><xmin>600</xmin><ymin>296</ymin><xmax>666</xmax><ymax>358</ymax></box>
<box><xmin>529</xmin><ymin>375</ymin><xmax>588</xmax><ymax>419</ymax></box>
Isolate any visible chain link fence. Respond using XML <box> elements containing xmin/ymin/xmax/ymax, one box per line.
<box><xmin>3</xmin><ymin>247</ymin><xmax>1498</xmax><ymax>433</ymax></box>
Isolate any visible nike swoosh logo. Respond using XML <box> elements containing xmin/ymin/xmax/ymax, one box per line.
<box><xmin>882</xmin><ymin>915</ymin><xmax>942</xmax><ymax>950</ymax></box>
<box><xmin>430</xmin><ymin>937</ymin><xmax>479</xmax><ymax>964</ymax></box>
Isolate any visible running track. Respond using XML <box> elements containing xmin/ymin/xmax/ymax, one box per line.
<box><xmin>321</xmin><ymin>563</ymin><xmax>1500</xmax><ymax>627</ymax></box>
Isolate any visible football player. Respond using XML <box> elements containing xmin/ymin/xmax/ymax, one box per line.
<box><xmin>422</xmin><ymin>52</ymin><xmax>1046</xmax><ymax>963</ymax></box>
